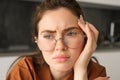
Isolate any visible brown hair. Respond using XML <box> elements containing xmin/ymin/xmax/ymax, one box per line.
<box><xmin>33</xmin><ymin>0</ymin><xmax>83</xmax><ymax>38</ymax></box>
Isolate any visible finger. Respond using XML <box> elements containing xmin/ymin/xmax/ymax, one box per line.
<box><xmin>88</xmin><ymin>23</ymin><xmax>99</xmax><ymax>42</ymax></box>
<box><xmin>78</xmin><ymin>19</ymin><xmax>86</xmax><ymax>34</ymax></box>
<box><xmin>80</xmin><ymin>15</ymin><xmax>86</xmax><ymax>25</ymax></box>
<box><xmin>78</xmin><ymin>15</ymin><xmax>98</xmax><ymax>42</ymax></box>
<box><xmin>78</xmin><ymin>20</ymin><xmax>97</xmax><ymax>64</ymax></box>
<box><xmin>85</xmin><ymin>23</ymin><xmax>97</xmax><ymax>54</ymax></box>
<box><xmin>79</xmin><ymin>23</ymin><xmax>95</xmax><ymax>63</ymax></box>
<box><xmin>94</xmin><ymin>77</ymin><xmax>110</xmax><ymax>80</ymax></box>
<box><xmin>80</xmin><ymin>22</ymin><xmax>97</xmax><ymax>62</ymax></box>
<box><xmin>78</xmin><ymin>15</ymin><xmax>86</xmax><ymax>32</ymax></box>
<box><xmin>78</xmin><ymin>21</ymin><xmax>95</xmax><ymax>51</ymax></box>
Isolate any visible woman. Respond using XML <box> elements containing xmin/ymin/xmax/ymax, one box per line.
<box><xmin>6</xmin><ymin>0</ymin><xmax>109</xmax><ymax>80</ymax></box>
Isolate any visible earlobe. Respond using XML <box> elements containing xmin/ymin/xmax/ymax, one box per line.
<box><xmin>35</xmin><ymin>40</ymin><xmax>38</xmax><ymax>43</ymax></box>
<box><xmin>34</xmin><ymin>36</ymin><xmax>38</xmax><ymax>43</ymax></box>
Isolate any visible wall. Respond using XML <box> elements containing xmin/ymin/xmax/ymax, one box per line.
<box><xmin>93</xmin><ymin>49</ymin><xmax>120</xmax><ymax>80</ymax></box>
<box><xmin>0</xmin><ymin>0</ymin><xmax>36</xmax><ymax>49</ymax></box>
<box><xmin>77</xmin><ymin>0</ymin><xmax>120</xmax><ymax>7</ymax></box>
<box><xmin>0</xmin><ymin>56</ymin><xmax>18</xmax><ymax>80</ymax></box>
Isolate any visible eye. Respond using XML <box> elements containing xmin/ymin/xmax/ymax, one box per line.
<box><xmin>43</xmin><ymin>33</ymin><xmax>54</xmax><ymax>39</ymax></box>
<box><xmin>66</xmin><ymin>30</ymin><xmax>78</xmax><ymax>37</ymax></box>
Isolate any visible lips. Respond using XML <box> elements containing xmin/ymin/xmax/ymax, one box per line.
<box><xmin>53</xmin><ymin>55</ymin><xmax>70</xmax><ymax>62</ymax></box>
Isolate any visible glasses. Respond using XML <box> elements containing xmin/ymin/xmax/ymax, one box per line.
<box><xmin>38</xmin><ymin>28</ymin><xmax>85</xmax><ymax>51</ymax></box>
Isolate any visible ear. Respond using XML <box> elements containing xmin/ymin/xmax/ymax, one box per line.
<box><xmin>34</xmin><ymin>36</ymin><xmax>38</xmax><ymax>43</ymax></box>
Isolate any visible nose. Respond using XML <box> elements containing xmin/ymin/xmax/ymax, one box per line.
<box><xmin>54</xmin><ymin>38</ymin><xmax>67</xmax><ymax>51</ymax></box>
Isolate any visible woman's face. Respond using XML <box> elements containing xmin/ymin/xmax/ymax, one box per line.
<box><xmin>36</xmin><ymin>8</ymin><xmax>85</xmax><ymax>72</ymax></box>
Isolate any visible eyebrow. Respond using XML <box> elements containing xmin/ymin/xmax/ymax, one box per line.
<box><xmin>40</xmin><ymin>30</ymin><xmax>56</xmax><ymax>34</ymax></box>
<box><xmin>64</xmin><ymin>27</ymin><xmax>80</xmax><ymax>32</ymax></box>
<box><xmin>40</xmin><ymin>27</ymin><xmax>80</xmax><ymax>34</ymax></box>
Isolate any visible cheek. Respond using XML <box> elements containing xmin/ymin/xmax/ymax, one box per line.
<box><xmin>70</xmin><ymin>40</ymin><xmax>85</xmax><ymax>60</ymax></box>
<box><xmin>77</xmin><ymin>39</ymin><xmax>85</xmax><ymax>52</ymax></box>
<box><xmin>41</xmin><ymin>51</ymin><xmax>53</xmax><ymax>64</ymax></box>
<box><xmin>37</xmin><ymin>42</ymin><xmax>53</xmax><ymax>64</ymax></box>
<box><xmin>70</xmin><ymin>48</ymin><xmax>81</xmax><ymax>59</ymax></box>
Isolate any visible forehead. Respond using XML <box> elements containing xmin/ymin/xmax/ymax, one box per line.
<box><xmin>38</xmin><ymin>7</ymin><xmax>78</xmax><ymax>32</ymax></box>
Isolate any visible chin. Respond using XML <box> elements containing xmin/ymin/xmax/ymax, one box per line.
<box><xmin>51</xmin><ymin>63</ymin><xmax>73</xmax><ymax>72</ymax></box>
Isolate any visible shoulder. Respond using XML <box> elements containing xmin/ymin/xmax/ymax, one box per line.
<box><xmin>6</xmin><ymin>56</ymin><xmax>35</xmax><ymax>80</ymax></box>
<box><xmin>88</xmin><ymin>59</ymin><xmax>106</xmax><ymax>71</ymax></box>
<box><xmin>88</xmin><ymin>59</ymin><xmax>106</xmax><ymax>80</ymax></box>
<box><xmin>12</xmin><ymin>56</ymin><xmax>34</xmax><ymax>70</ymax></box>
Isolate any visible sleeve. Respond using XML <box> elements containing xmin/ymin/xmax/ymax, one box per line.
<box><xmin>98</xmin><ymin>66</ymin><xmax>106</xmax><ymax>77</ymax></box>
<box><xmin>6</xmin><ymin>57</ymin><xmax>34</xmax><ymax>80</ymax></box>
<box><xmin>88</xmin><ymin>60</ymin><xmax>107</xmax><ymax>80</ymax></box>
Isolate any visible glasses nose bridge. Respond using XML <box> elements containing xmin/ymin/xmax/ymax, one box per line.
<box><xmin>55</xmin><ymin>37</ymin><xmax>64</xmax><ymax>43</ymax></box>
<box><xmin>54</xmin><ymin>35</ymin><xmax>67</xmax><ymax>46</ymax></box>
<box><xmin>54</xmin><ymin>36</ymin><xmax>68</xmax><ymax>50</ymax></box>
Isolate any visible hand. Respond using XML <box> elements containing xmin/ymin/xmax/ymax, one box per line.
<box><xmin>74</xmin><ymin>15</ymin><xmax>99</xmax><ymax>69</ymax></box>
<box><xmin>74</xmin><ymin>15</ymin><xmax>99</xmax><ymax>80</ymax></box>
<box><xmin>94</xmin><ymin>77</ymin><xmax>110</xmax><ymax>80</ymax></box>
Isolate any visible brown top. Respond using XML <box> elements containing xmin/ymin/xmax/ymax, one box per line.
<box><xmin>6</xmin><ymin>56</ymin><xmax>106</xmax><ymax>80</ymax></box>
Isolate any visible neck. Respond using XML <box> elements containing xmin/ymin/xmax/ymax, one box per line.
<box><xmin>50</xmin><ymin>67</ymin><xmax>73</xmax><ymax>80</ymax></box>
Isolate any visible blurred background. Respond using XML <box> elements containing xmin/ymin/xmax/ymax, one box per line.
<box><xmin>0</xmin><ymin>0</ymin><xmax>120</xmax><ymax>80</ymax></box>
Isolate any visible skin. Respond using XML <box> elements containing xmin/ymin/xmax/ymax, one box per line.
<box><xmin>94</xmin><ymin>77</ymin><xmax>110</xmax><ymax>80</ymax></box>
<box><xmin>35</xmin><ymin>7</ymin><xmax>107</xmax><ymax>80</ymax></box>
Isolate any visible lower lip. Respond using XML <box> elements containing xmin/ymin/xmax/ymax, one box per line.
<box><xmin>54</xmin><ymin>57</ymin><xmax>69</xmax><ymax>62</ymax></box>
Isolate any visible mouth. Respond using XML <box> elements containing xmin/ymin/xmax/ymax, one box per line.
<box><xmin>53</xmin><ymin>55</ymin><xmax>70</xmax><ymax>62</ymax></box>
